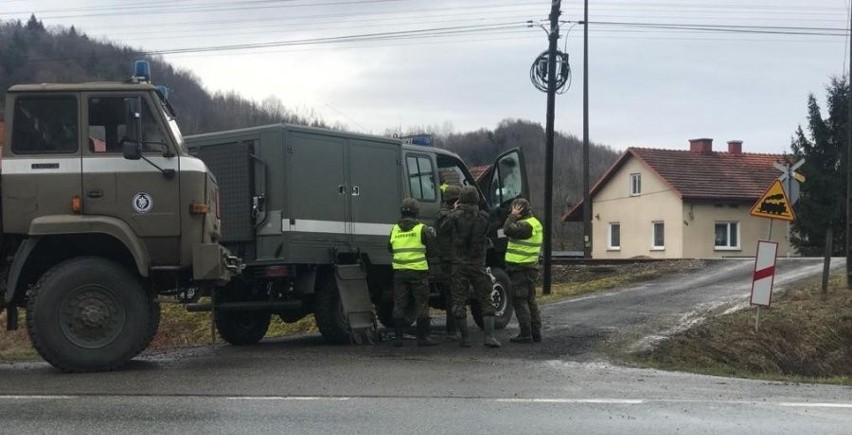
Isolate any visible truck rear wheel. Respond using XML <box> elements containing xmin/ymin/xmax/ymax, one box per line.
<box><xmin>216</xmin><ymin>311</ymin><xmax>271</xmax><ymax>345</ymax></box>
<box><xmin>471</xmin><ymin>268</ymin><xmax>513</xmax><ymax>330</ymax></box>
<box><xmin>26</xmin><ymin>257</ymin><xmax>154</xmax><ymax>372</ymax></box>
<box><xmin>313</xmin><ymin>270</ymin><xmax>350</xmax><ymax>345</ymax></box>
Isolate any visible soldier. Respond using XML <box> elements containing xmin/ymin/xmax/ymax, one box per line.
<box><xmin>436</xmin><ymin>184</ymin><xmax>461</xmax><ymax>340</ymax></box>
<box><xmin>503</xmin><ymin>198</ymin><xmax>543</xmax><ymax>343</ymax></box>
<box><xmin>388</xmin><ymin>197</ymin><xmax>439</xmax><ymax>347</ymax></box>
<box><xmin>449</xmin><ymin>186</ymin><xmax>501</xmax><ymax>348</ymax></box>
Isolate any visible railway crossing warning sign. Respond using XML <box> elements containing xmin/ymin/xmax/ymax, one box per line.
<box><xmin>749</xmin><ymin>179</ymin><xmax>795</xmax><ymax>221</ymax></box>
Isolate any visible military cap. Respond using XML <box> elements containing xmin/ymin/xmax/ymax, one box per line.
<box><xmin>458</xmin><ymin>186</ymin><xmax>479</xmax><ymax>205</ymax></box>
<box><xmin>400</xmin><ymin>197</ymin><xmax>420</xmax><ymax>216</ymax></box>
<box><xmin>443</xmin><ymin>185</ymin><xmax>461</xmax><ymax>202</ymax></box>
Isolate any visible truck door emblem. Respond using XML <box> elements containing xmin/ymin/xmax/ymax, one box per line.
<box><xmin>132</xmin><ymin>192</ymin><xmax>153</xmax><ymax>213</ymax></box>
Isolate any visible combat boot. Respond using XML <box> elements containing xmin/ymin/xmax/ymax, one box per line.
<box><xmin>483</xmin><ymin>316</ymin><xmax>501</xmax><ymax>348</ymax></box>
<box><xmin>509</xmin><ymin>323</ymin><xmax>533</xmax><ymax>343</ymax></box>
<box><xmin>445</xmin><ymin>309</ymin><xmax>459</xmax><ymax>341</ymax></box>
<box><xmin>393</xmin><ymin>318</ymin><xmax>406</xmax><ymax>347</ymax></box>
<box><xmin>531</xmin><ymin>326</ymin><xmax>542</xmax><ymax>343</ymax></box>
<box><xmin>456</xmin><ymin>316</ymin><xmax>471</xmax><ymax>348</ymax></box>
<box><xmin>417</xmin><ymin>318</ymin><xmax>438</xmax><ymax>347</ymax></box>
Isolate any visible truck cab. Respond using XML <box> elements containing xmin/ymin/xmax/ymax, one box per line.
<box><xmin>1</xmin><ymin>62</ymin><xmax>236</xmax><ymax>372</ymax></box>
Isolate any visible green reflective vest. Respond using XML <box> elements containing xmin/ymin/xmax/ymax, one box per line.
<box><xmin>390</xmin><ymin>223</ymin><xmax>428</xmax><ymax>271</ymax></box>
<box><xmin>505</xmin><ymin>216</ymin><xmax>543</xmax><ymax>265</ymax></box>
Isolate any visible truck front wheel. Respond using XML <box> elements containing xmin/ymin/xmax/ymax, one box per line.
<box><xmin>471</xmin><ymin>268</ymin><xmax>514</xmax><ymax>330</ymax></box>
<box><xmin>26</xmin><ymin>257</ymin><xmax>155</xmax><ymax>372</ymax></box>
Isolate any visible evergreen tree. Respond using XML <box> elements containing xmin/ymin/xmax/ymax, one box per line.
<box><xmin>790</xmin><ymin>77</ymin><xmax>849</xmax><ymax>256</ymax></box>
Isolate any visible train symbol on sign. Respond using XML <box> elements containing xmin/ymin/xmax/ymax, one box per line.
<box><xmin>749</xmin><ymin>180</ymin><xmax>795</xmax><ymax>222</ymax></box>
<box><xmin>757</xmin><ymin>194</ymin><xmax>788</xmax><ymax>216</ymax></box>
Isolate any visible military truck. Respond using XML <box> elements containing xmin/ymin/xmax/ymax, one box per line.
<box><xmin>0</xmin><ymin>62</ymin><xmax>238</xmax><ymax>372</ymax></box>
<box><xmin>186</xmin><ymin>124</ymin><xmax>527</xmax><ymax>344</ymax></box>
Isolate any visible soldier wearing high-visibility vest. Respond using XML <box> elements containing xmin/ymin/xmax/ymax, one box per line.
<box><xmin>503</xmin><ymin>198</ymin><xmax>543</xmax><ymax>343</ymax></box>
<box><xmin>388</xmin><ymin>197</ymin><xmax>439</xmax><ymax>347</ymax></box>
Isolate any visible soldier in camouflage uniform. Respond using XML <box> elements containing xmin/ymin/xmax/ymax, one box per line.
<box><xmin>448</xmin><ymin>186</ymin><xmax>501</xmax><ymax>348</ymax></box>
<box><xmin>436</xmin><ymin>184</ymin><xmax>461</xmax><ymax>340</ymax></box>
<box><xmin>503</xmin><ymin>198</ymin><xmax>543</xmax><ymax>343</ymax></box>
<box><xmin>388</xmin><ymin>198</ymin><xmax>439</xmax><ymax>347</ymax></box>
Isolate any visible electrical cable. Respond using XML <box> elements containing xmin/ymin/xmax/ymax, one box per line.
<box><xmin>529</xmin><ymin>50</ymin><xmax>571</xmax><ymax>93</ymax></box>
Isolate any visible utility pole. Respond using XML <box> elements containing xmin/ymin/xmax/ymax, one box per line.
<box><xmin>582</xmin><ymin>0</ymin><xmax>591</xmax><ymax>259</ymax></box>
<box><xmin>847</xmin><ymin>3</ymin><xmax>852</xmax><ymax>289</ymax></box>
<box><xmin>542</xmin><ymin>0</ymin><xmax>561</xmax><ymax>295</ymax></box>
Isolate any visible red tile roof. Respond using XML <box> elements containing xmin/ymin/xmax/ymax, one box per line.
<box><xmin>563</xmin><ymin>147</ymin><xmax>790</xmax><ymax>221</ymax></box>
<box><xmin>631</xmin><ymin>148</ymin><xmax>787</xmax><ymax>200</ymax></box>
<box><xmin>468</xmin><ymin>164</ymin><xmax>489</xmax><ymax>182</ymax></box>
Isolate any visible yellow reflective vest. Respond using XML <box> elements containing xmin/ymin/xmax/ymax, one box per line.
<box><xmin>390</xmin><ymin>223</ymin><xmax>428</xmax><ymax>271</ymax></box>
<box><xmin>505</xmin><ymin>216</ymin><xmax>543</xmax><ymax>265</ymax></box>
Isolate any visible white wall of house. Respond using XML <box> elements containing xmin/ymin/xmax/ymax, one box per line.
<box><xmin>682</xmin><ymin>202</ymin><xmax>793</xmax><ymax>258</ymax></box>
<box><xmin>591</xmin><ymin>158</ymin><xmax>684</xmax><ymax>258</ymax></box>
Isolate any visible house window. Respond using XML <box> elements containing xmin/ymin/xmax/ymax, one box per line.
<box><xmin>608</xmin><ymin>222</ymin><xmax>621</xmax><ymax>250</ymax></box>
<box><xmin>630</xmin><ymin>173</ymin><xmax>641</xmax><ymax>196</ymax></box>
<box><xmin>714</xmin><ymin>221</ymin><xmax>740</xmax><ymax>250</ymax></box>
<box><xmin>652</xmin><ymin>221</ymin><xmax>665</xmax><ymax>250</ymax></box>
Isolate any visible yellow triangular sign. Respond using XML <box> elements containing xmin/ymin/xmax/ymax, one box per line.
<box><xmin>749</xmin><ymin>180</ymin><xmax>795</xmax><ymax>221</ymax></box>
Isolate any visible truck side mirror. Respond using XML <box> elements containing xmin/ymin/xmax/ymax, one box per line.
<box><xmin>123</xmin><ymin>97</ymin><xmax>142</xmax><ymax>160</ymax></box>
<box><xmin>122</xmin><ymin>140</ymin><xmax>141</xmax><ymax>160</ymax></box>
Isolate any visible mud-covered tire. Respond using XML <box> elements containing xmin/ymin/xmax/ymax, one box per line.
<box><xmin>141</xmin><ymin>297</ymin><xmax>162</xmax><ymax>350</ymax></box>
<box><xmin>26</xmin><ymin>257</ymin><xmax>153</xmax><ymax>372</ymax></box>
<box><xmin>215</xmin><ymin>311</ymin><xmax>271</xmax><ymax>345</ymax></box>
<box><xmin>313</xmin><ymin>270</ymin><xmax>350</xmax><ymax>344</ymax></box>
<box><xmin>471</xmin><ymin>268</ymin><xmax>514</xmax><ymax>330</ymax></box>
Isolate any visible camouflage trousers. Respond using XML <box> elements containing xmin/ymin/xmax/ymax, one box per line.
<box><xmin>451</xmin><ymin>263</ymin><xmax>494</xmax><ymax>318</ymax></box>
<box><xmin>509</xmin><ymin>268</ymin><xmax>541</xmax><ymax>330</ymax></box>
<box><xmin>392</xmin><ymin>269</ymin><xmax>430</xmax><ymax>320</ymax></box>
<box><xmin>441</xmin><ymin>261</ymin><xmax>454</xmax><ymax>312</ymax></box>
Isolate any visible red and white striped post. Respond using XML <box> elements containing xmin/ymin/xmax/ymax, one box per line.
<box><xmin>750</xmin><ymin>240</ymin><xmax>779</xmax><ymax>332</ymax></box>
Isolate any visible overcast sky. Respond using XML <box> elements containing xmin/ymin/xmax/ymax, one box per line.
<box><xmin>3</xmin><ymin>0</ymin><xmax>849</xmax><ymax>154</ymax></box>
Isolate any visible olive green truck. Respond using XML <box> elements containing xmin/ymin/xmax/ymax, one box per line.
<box><xmin>185</xmin><ymin>125</ymin><xmax>528</xmax><ymax>345</ymax></box>
<box><xmin>0</xmin><ymin>62</ymin><xmax>239</xmax><ymax>372</ymax></box>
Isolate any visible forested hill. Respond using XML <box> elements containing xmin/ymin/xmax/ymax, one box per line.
<box><xmin>432</xmin><ymin>122</ymin><xmax>619</xmax><ymax>246</ymax></box>
<box><xmin>1</xmin><ymin>16</ymin><xmax>620</xmax><ymax>247</ymax></box>
<box><xmin>0</xmin><ymin>16</ymin><xmax>323</xmax><ymax>134</ymax></box>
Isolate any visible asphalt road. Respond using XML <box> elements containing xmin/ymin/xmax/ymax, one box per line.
<box><xmin>1</xmin><ymin>258</ymin><xmax>850</xmax><ymax>434</ymax></box>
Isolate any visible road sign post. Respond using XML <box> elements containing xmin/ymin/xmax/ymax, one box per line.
<box><xmin>750</xmin><ymin>240</ymin><xmax>778</xmax><ymax>332</ymax></box>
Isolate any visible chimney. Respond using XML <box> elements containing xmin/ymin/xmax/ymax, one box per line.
<box><xmin>689</xmin><ymin>138</ymin><xmax>713</xmax><ymax>153</ymax></box>
<box><xmin>727</xmin><ymin>140</ymin><xmax>743</xmax><ymax>155</ymax></box>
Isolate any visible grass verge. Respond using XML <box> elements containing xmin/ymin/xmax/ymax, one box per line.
<box><xmin>630</xmin><ymin>273</ymin><xmax>852</xmax><ymax>385</ymax></box>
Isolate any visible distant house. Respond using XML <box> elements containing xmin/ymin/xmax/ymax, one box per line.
<box><xmin>563</xmin><ymin>138</ymin><xmax>795</xmax><ymax>259</ymax></box>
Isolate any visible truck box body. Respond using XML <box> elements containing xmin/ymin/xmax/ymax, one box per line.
<box><xmin>187</xmin><ymin>124</ymin><xmax>402</xmax><ymax>266</ymax></box>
